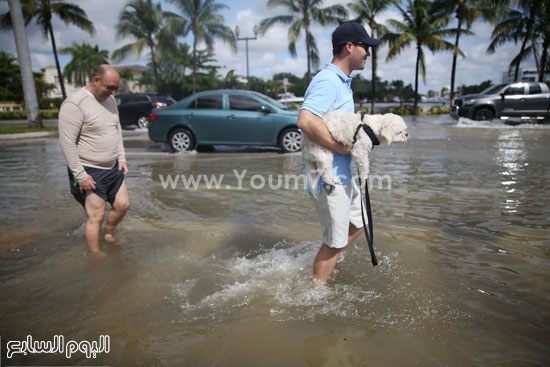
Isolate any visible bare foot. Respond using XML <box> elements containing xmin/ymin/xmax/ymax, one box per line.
<box><xmin>103</xmin><ymin>234</ymin><xmax>122</xmax><ymax>245</ymax></box>
<box><xmin>89</xmin><ymin>250</ymin><xmax>107</xmax><ymax>260</ymax></box>
<box><xmin>312</xmin><ymin>278</ymin><xmax>328</xmax><ymax>287</ymax></box>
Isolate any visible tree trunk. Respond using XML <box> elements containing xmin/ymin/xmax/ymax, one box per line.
<box><xmin>531</xmin><ymin>33</ymin><xmax>540</xmax><ymax>75</ymax></box>
<box><xmin>8</xmin><ymin>0</ymin><xmax>43</xmax><ymax>128</ymax></box>
<box><xmin>150</xmin><ymin>43</ymin><xmax>159</xmax><ymax>92</ymax></box>
<box><xmin>514</xmin><ymin>37</ymin><xmax>528</xmax><ymax>82</ymax></box>
<box><xmin>539</xmin><ymin>38</ymin><xmax>549</xmax><ymax>82</ymax></box>
<box><xmin>414</xmin><ymin>45</ymin><xmax>420</xmax><ymax>114</ymax></box>
<box><xmin>450</xmin><ymin>17</ymin><xmax>462</xmax><ymax>106</ymax></box>
<box><xmin>528</xmin><ymin>4</ymin><xmax>539</xmax><ymax>75</ymax></box>
<box><xmin>371</xmin><ymin>39</ymin><xmax>376</xmax><ymax>113</ymax></box>
<box><xmin>370</xmin><ymin>22</ymin><xmax>377</xmax><ymax>113</ymax></box>
<box><xmin>192</xmin><ymin>39</ymin><xmax>197</xmax><ymax>94</ymax></box>
<box><xmin>48</xmin><ymin>23</ymin><xmax>66</xmax><ymax>100</ymax></box>
<box><xmin>305</xmin><ymin>29</ymin><xmax>311</xmax><ymax>83</ymax></box>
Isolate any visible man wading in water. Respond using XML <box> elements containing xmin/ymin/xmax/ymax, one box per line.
<box><xmin>59</xmin><ymin>64</ymin><xmax>130</xmax><ymax>258</ymax></box>
<box><xmin>297</xmin><ymin>23</ymin><xmax>381</xmax><ymax>283</ymax></box>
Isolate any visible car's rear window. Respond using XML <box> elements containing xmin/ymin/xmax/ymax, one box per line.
<box><xmin>191</xmin><ymin>95</ymin><xmax>223</xmax><ymax>109</ymax></box>
<box><xmin>151</xmin><ymin>95</ymin><xmax>176</xmax><ymax>104</ymax></box>
<box><xmin>529</xmin><ymin>84</ymin><xmax>542</xmax><ymax>94</ymax></box>
<box><xmin>134</xmin><ymin>95</ymin><xmax>149</xmax><ymax>102</ymax></box>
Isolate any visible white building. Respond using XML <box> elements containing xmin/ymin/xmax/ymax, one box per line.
<box><xmin>502</xmin><ymin>68</ymin><xmax>550</xmax><ymax>83</ymax></box>
<box><xmin>42</xmin><ymin>65</ymin><xmax>149</xmax><ymax>98</ymax></box>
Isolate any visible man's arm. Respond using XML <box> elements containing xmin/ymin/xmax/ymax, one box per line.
<box><xmin>58</xmin><ymin>102</ymin><xmax>96</xmax><ymax>191</ymax></box>
<box><xmin>59</xmin><ymin>102</ymin><xmax>88</xmax><ymax>181</ymax></box>
<box><xmin>297</xmin><ymin>109</ymin><xmax>352</xmax><ymax>155</ymax></box>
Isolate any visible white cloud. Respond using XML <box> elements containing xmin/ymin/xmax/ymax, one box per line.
<box><xmin>0</xmin><ymin>0</ymin><xmax>539</xmax><ymax>94</ymax></box>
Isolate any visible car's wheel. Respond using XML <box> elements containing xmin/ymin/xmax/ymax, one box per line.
<box><xmin>474</xmin><ymin>107</ymin><xmax>494</xmax><ymax>121</ymax></box>
<box><xmin>279</xmin><ymin>128</ymin><xmax>301</xmax><ymax>153</ymax></box>
<box><xmin>137</xmin><ymin>114</ymin><xmax>149</xmax><ymax>128</ymax></box>
<box><xmin>169</xmin><ymin>128</ymin><xmax>195</xmax><ymax>152</ymax></box>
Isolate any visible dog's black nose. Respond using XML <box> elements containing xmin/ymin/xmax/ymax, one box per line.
<box><xmin>405</xmin><ymin>132</ymin><xmax>409</xmax><ymax>137</ymax></box>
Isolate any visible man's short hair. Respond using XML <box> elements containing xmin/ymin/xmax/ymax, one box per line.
<box><xmin>332</xmin><ymin>44</ymin><xmax>346</xmax><ymax>57</ymax></box>
<box><xmin>92</xmin><ymin>65</ymin><xmax>110</xmax><ymax>78</ymax></box>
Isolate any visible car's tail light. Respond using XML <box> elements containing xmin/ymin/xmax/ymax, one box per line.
<box><xmin>152</xmin><ymin>102</ymin><xmax>167</xmax><ymax>109</ymax></box>
<box><xmin>150</xmin><ymin>113</ymin><xmax>158</xmax><ymax>120</ymax></box>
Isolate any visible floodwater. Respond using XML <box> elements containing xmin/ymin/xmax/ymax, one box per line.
<box><xmin>0</xmin><ymin>116</ymin><xmax>549</xmax><ymax>366</ymax></box>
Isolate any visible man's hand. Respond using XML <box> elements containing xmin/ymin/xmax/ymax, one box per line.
<box><xmin>335</xmin><ymin>143</ymin><xmax>353</xmax><ymax>155</ymax></box>
<box><xmin>118</xmin><ymin>161</ymin><xmax>128</xmax><ymax>174</ymax></box>
<box><xmin>79</xmin><ymin>176</ymin><xmax>96</xmax><ymax>193</ymax></box>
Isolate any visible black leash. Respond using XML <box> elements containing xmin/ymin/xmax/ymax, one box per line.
<box><xmin>359</xmin><ymin>176</ymin><xmax>378</xmax><ymax>266</ymax></box>
<box><xmin>353</xmin><ymin>121</ymin><xmax>380</xmax><ymax>266</ymax></box>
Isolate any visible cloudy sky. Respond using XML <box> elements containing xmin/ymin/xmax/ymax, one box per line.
<box><xmin>0</xmin><ymin>0</ymin><xmax>535</xmax><ymax>94</ymax></box>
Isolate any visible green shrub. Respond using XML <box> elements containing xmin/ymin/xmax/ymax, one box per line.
<box><xmin>383</xmin><ymin>105</ymin><xmax>421</xmax><ymax>115</ymax></box>
<box><xmin>356</xmin><ymin>106</ymin><xmax>372</xmax><ymax>115</ymax></box>
<box><xmin>39</xmin><ymin>97</ymin><xmax>63</xmax><ymax>109</ymax></box>
<box><xmin>40</xmin><ymin>109</ymin><xmax>59</xmax><ymax>119</ymax></box>
<box><xmin>426</xmin><ymin>105</ymin><xmax>451</xmax><ymax>115</ymax></box>
<box><xmin>0</xmin><ymin>125</ymin><xmax>57</xmax><ymax>134</ymax></box>
<box><xmin>0</xmin><ymin>109</ymin><xmax>59</xmax><ymax>120</ymax></box>
<box><xmin>0</xmin><ymin>110</ymin><xmax>27</xmax><ymax>120</ymax></box>
<box><xmin>286</xmin><ymin>103</ymin><xmax>302</xmax><ymax>110</ymax></box>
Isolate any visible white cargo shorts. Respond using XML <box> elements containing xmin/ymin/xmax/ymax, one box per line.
<box><xmin>309</xmin><ymin>181</ymin><xmax>365</xmax><ymax>248</ymax></box>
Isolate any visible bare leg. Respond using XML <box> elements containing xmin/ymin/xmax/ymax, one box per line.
<box><xmin>84</xmin><ymin>192</ymin><xmax>106</xmax><ymax>253</ymax></box>
<box><xmin>104</xmin><ymin>182</ymin><xmax>130</xmax><ymax>242</ymax></box>
<box><xmin>313</xmin><ymin>224</ymin><xmax>364</xmax><ymax>283</ymax></box>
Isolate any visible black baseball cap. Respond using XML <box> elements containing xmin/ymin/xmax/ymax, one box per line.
<box><xmin>332</xmin><ymin>22</ymin><xmax>381</xmax><ymax>48</ymax></box>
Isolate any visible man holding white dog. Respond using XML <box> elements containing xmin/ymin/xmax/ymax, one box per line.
<box><xmin>297</xmin><ymin>22</ymin><xmax>380</xmax><ymax>283</ymax></box>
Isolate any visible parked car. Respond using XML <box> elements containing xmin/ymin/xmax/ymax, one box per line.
<box><xmin>148</xmin><ymin>90</ymin><xmax>301</xmax><ymax>153</ymax></box>
<box><xmin>115</xmin><ymin>93</ymin><xmax>176</xmax><ymax>128</ymax></box>
<box><xmin>452</xmin><ymin>82</ymin><xmax>550</xmax><ymax>121</ymax></box>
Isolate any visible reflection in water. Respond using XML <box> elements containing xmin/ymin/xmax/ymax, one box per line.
<box><xmin>495</xmin><ymin>130</ymin><xmax>527</xmax><ymax>213</ymax></box>
<box><xmin>1</xmin><ymin>122</ymin><xmax>549</xmax><ymax>366</ymax></box>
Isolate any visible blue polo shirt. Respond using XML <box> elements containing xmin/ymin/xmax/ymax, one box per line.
<box><xmin>301</xmin><ymin>63</ymin><xmax>354</xmax><ymax>191</ymax></box>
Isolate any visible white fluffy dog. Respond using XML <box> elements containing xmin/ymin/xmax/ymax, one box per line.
<box><xmin>302</xmin><ymin>111</ymin><xmax>408</xmax><ymax>186</ymax></box>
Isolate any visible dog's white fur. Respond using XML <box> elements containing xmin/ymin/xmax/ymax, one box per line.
<box><xmin>303</xmin><ymin>111</ymin><xmax>408</xmax><ymax>186</ymax></box>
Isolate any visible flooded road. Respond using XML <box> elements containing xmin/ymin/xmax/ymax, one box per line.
<box><xmin>1</xmin><ymin>116</ymin><xmax>549</xmax><ymax>366</ymax></box>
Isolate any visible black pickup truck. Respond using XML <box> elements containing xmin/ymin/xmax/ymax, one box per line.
<box><xmin>452</xmin><ymin>82</ymin><xmax>550</xmax><ymax>122</ymax></box>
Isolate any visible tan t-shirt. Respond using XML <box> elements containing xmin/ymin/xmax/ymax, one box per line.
<box><xmin>59</xmin><ymin>88</ymin><xmax>126</xmax><ymax>182</ymax></box>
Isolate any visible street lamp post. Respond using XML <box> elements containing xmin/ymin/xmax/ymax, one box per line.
<box><xmin>235</xmin><ymin>25</ymin><xmax>257</xmax><ymax>90</ymax></box>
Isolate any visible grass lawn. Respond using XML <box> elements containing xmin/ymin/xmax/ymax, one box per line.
<box><xmin>0</xmin><ymin>126</ymin><xmax>58</xmax><ymax>134</ymax></box>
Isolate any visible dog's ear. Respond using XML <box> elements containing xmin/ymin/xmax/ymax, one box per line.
<box><xmin>381</xmin><ymin>120</ymin><xmax>395</xmax><ymax>145</ymax></box>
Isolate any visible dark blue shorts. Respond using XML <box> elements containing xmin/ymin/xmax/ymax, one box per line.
<box><xmin>68</xmin><ymin>162</ymin><xmax>125</xmax><ymax>208</ymax></box>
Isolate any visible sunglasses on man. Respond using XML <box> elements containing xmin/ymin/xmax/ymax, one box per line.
<box><xmin>98</xmin><ymin>78</ymin><xmax>119</xmax><ymax>92</ymax></box>
<box><xmin>352</xmin><ymin>42</ymin><xmax>370</xmax><ymax>52</ymax></box>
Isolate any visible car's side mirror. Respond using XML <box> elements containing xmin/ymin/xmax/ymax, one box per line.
<box><xmin>500</xmin><ymin>93</ymin><xmax>505</xmax><ymax>100</ymax></box>
<box><xmin>261</xmin><ymin>105</ymin><xmax>272</xmax><ymax>113</ymax></box>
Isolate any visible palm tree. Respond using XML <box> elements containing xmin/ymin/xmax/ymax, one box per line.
<box><xmin>384</xmin><ymin>0</ymin><xmax>462</xmax><ymax>113</ymax></box>
<box><xmin>168</xmin><ymin>0</ymin><xmax>236</xmax><ymax>94</ymax></box>
<box><xmin>258</xmin><ymin>0</ymin><xmax>347</xmax><ymax>83</ymax></box>
<box><xmin>438</xmin><ymin>0</ymin><xmax>496</xmax><ymax>105</ymax></box>
<box><xmin>112</xmin><ymin>0</ymin><xmax>183</xmax><ymax>92</ymax></box>
<box><xmin>0</xmin><ymin>0</ymin><xmax>95</xmax><ymax>100</ymax></box>
<box><xmin>60</xmin><ymin>42</ymin><xmax>109</xmax><ymax>87</ymax></box>
<box><xmin>348</xmin><ymin>0</ymin><xmax>398</xmax><ymax>111</ymax></box>
<box><xmin>537</xmin><ymin>0</ymin><xmax>550</xmax><ymax>81</ymax></box>
<box><xmin>487</xmin><ymin>0</ymin><xmax>546</xmax><ymax>82</ymax></box>
<box><xmin>5</xmin><ymin>0</ymin><xmax>42</xmax><ymax>128</ymax></box>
